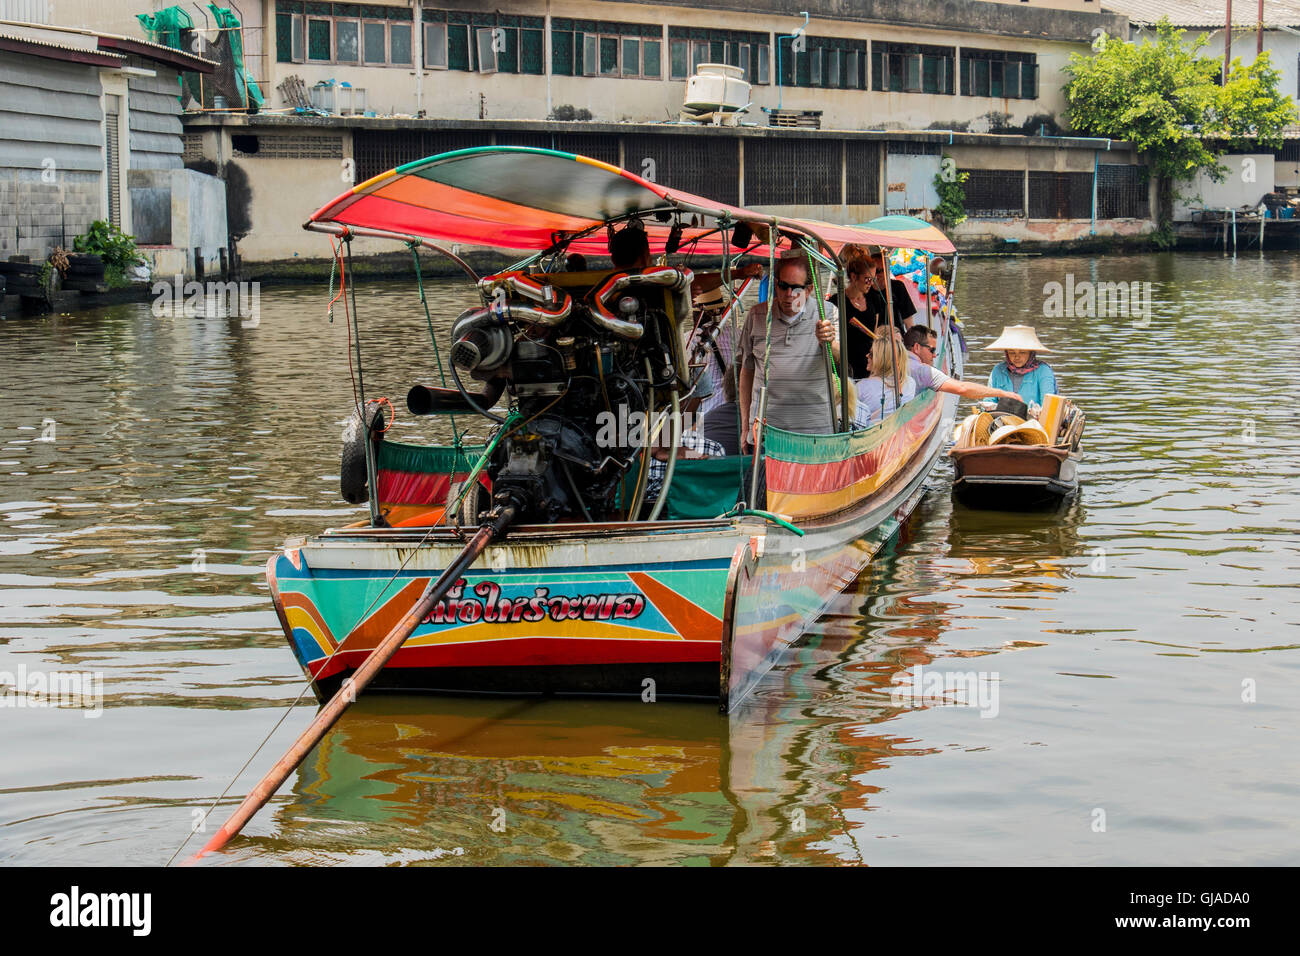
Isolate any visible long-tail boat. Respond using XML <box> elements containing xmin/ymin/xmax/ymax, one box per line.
<box><xmin>268</xmin><ymin>147</ymin><xmax>961</xmax><ymax>713</ymax></box>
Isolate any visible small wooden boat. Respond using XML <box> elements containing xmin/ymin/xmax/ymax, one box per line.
<box><xmin>270</xmin><ymin>147</ymin><xmax>962</xmax><ymax>712</ymax></box>
<box><xmin>949</xmin><ymin>397</ymin><xmax>1085</xmax><ymax>509</ymax></box>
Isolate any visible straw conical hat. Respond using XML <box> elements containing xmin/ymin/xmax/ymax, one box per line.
<box><xmin>990</xmin><ymin>420</ymin><xmax>1050</xmax><ymax>446</ymax></box>
<box><xmin>952</xmin><ymin>412</ymin><xmax>994</xmax><ymax>449</ymax></box>
<box><xmin>982</xmin><ymin>325</ymin><xmax>1052</xmax><ymax>352</ymax></box>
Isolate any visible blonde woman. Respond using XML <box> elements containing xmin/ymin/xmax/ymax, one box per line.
<box><xmin>853</xmin><ymin>330</ymin><xmax>916</xmax><ymax>428</ymax></box>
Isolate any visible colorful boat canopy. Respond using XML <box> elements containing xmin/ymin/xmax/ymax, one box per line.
<box><xmin>306</xmin><ymin>146</ymin><xmax>956</xmax><ymax>258</ymax></box>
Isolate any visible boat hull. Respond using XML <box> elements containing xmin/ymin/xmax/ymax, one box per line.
<box><xmin>950</xmin><ymin>444</ymin><xmax>1079</xmax><ymax>509</ymax></box>
<box><xmin>721</xmin><ymin>388</ymin><xmax>957</xmax><ymax>710</ymax></box>
<box><xmin>268</xmin><ymin>522</ymin><xmax>745</xmax><ymax>701</ymax></box>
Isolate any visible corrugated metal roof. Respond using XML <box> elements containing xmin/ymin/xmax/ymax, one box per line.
<box><xmin>1102</xmin><ymin>0</ymin><xmax>1300</xmax><ymax>29</ymax></box>
<box><xmin>0</xmin><ymin>30</ymin><xmax>125</xmax><ymax>65</ymax></box>
<box><xmin>0</xmin><ymin>18</ymin><xmax>217</xmax><ymax>69</ymax></box>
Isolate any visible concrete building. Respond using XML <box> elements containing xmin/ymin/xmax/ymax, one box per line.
<box><xmin>0</xmin><ymin>17</ymin><xmax>227</xmax><ymax>274</ymax></box>
<box><xmin>253</xmin><ymin>0</ymin><xmax>1127</xmax><ymax>132</ymax></box>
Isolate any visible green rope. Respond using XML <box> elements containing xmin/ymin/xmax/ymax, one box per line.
<box><xmin>409</xmin><ymin>241</ymin><xmax>466</xmax><ymax>466</ymax></box>
<box><xmin>443</xmin><ymin>410</ymin><xmax>520</xmax><ymax>523</ymax></box>
<box><xmin>326</xmin><ymin>244</ymin><xmax>338</xmax><ymax>323</ymax></box>
<box><xmin>721</xmin><ymin>503</ymin><xmax>805</xmax><ymax>536</ymax></box>
<box><xmin>805</xmin><ymin>246</ymin><xmax>841</xmax><ymax>431</ymax></box>
<box><xmin>805</xmin><ymin>246</ymin><xmax>839</xmax><ymax>382</ymax></box>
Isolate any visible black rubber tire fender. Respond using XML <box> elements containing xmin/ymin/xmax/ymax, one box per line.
<box><xmin>340</xmin><ymin>401</ymin><xmax>386</xmax><ymax>505</ymax></box>
<box><xmin>65</xmin><ymin>254</ymin><xmax>105</xmax><ymax>277</ymax></box>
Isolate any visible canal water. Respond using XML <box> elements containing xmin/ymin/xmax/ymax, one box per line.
<box><xmin>2</xmin><ymin>251</ymin><xmax>1298</xmax><ymax>866</ymax></box>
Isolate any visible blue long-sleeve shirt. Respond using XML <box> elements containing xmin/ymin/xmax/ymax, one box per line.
<box><xmin>988</xmin><ymin>362</ymin><xmax>1058</xmax><ymax>406</ymax></box>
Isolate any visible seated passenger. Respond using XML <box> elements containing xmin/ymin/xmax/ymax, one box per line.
<box><xmin>853</xmin><ymin>331</ymin><xmax>916</xmax><ymax>428</ymax></box>
<box><xmin>644</xmin><ymin>425</ymin><xmax>725</xmax><ymax>503</ymax></box>
<box><xmin>702</xmin><ymin>367</ymin><xmax>741</xmax><ymax>456</ymax></box>
<box><xmin>609</xmin><ymin>224</ymin><xmax>651</xmax><ymax>272</ymax></box>
<box><xmin>903</xmin><ymin>325</ymin><xmax>1023</xmax><ymax>405</ymax></box>
<box><xmin>984</xmin><ymin>325</ymin><xmax>1058</xmax><ymax>407</ymax></box>
<box><xmin>564</xmin><ymin>252</ymin><xmax>588</xmax><ymax>271</ymax></box>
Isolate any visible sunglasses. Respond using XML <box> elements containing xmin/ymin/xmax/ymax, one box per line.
<box><xmin>775</xmin><ymin>280</ymin><xmax>808</xmax><ymax>292</ymax></box>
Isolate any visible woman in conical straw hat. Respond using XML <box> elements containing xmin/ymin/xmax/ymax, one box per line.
<box><xmin>984</xmin><ymin>325</ymin><xmax>1058</xmax><ymax>407</ymax></box>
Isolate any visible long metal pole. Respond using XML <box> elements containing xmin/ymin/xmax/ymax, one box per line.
<box><xmin>188</xmin><ymin>501</ymin><xmax>519</xmax><ymax>862</ymax></box>
<box><xmin>749</xmin><ymin>223</ymin><xmax>777</xmax><ymax>505</ymax></box>
<box><xmin>1226</xmin><ymin>0</ymin><xmax>1233</xmax><ymax>80</ymax></box>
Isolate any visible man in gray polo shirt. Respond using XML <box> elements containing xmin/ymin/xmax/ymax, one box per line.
<box><xmin>738</xmin><ymin>255</ymin><xmax>841</xmax><ymax>450</ymax></box>
<box><xmin>903</xmin><ymin>325</ymin><xmax>1021</xmax><ymax>403</ymax></box>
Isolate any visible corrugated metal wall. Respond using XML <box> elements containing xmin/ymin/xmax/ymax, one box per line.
<box><xmin>0</xmin><ymin>53</ymin><xmax>104</xmax><ymax>174</ymax></box>
<box><xmin>128</xmin><ymin>58</ymin><xmax>185</xmax><ymax>170</ymax></box>
<box><xmin>0</xmin><ymin>50</ymin><xmax>105</xmax><ymax>258</ymax></box>
<box><xmin>0</xmin><ymin>0</ymin><xmax>51</xmax><ymax>24</ymax></box>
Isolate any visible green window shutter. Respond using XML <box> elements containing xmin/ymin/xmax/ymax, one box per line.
<box><xmin>521</xmin><ymin>28</ymin><xmax>544</xmax><ymax>75</ymax></box>
<box><xmin>276</xmin><ymin>12</ymin><xmax>292</xmax><ymax>61</ymax></box>
<box><xmin>448</xmin><ymin>23</ymin><xmax>469</xmax><ymax>70</ymax></box>
<box><xmin>643</xmin><ymin>38</ymin><xmax>661</xmax><ymax>78</ymax></box>
<box><xmin>552</xmin><ymin>30</ymin><xmax>573</xmax><ymax>75</ymax></box>
<box><xmin>500</xmin><ymin>26</ymin><xmax>518</xmax><ymax>73</ymax></box>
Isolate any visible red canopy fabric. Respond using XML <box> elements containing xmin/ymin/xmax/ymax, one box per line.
<box><xmin>307</xmin><ymin>146</ymin><xmax>956</xmax><ymax>258</ymax></box>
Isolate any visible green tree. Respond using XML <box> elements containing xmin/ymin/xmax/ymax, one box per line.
<box><xmin>1063</xmin><ymin>19</ymin><xmax>1297</xmax><ymax>227</ymax></box>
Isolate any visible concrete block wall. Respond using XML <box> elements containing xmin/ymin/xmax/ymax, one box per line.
<box><xmin>0</xmin><ymin>170</ymin><xmax>102</xmax><ymax>261</ymax></box>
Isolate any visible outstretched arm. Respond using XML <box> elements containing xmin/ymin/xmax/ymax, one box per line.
<box><xmin>939</xmin><ymin>378</ymin><xmax>1023</xmax><ymax>403</ymax></box>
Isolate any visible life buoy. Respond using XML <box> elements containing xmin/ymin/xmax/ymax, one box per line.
<box><xmin>340</xmin><ymin>400</ymin><xmax>387</xmax><ymax>505</ymax></box>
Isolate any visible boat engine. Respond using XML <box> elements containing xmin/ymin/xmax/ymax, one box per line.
<box><xmin>420</xmin><ymin>266</ymin><xmax>695</xmax><ymax>524</ymax></box>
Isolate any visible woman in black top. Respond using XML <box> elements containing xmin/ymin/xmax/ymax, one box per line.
<box><xmin>832</xmin><ymin>256</ymin><xmax>883</xmax><ymax>379</ymax></box>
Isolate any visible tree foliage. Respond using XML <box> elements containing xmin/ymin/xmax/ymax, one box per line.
<box><xmin>1063</xmin><ymin>19</ymin><xmax>1296</xmax><ymax>184</ymax></box>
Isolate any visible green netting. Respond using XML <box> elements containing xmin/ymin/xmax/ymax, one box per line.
<box><xmin>210</xmin><ymin>5</ymin><xmax>265</xmax><ymax>108</ymax></box>
<box><xmin>661</xmin><ymin>455</ymin><xmax>750</xmax><ymax>520</ymax></box>
<box><xmin>137</xmin><ymin>6</ymin><xmax>193</xmax><ymax>47</ymax></box>
<box><xmin>137</xmin><ymin>5</ymin><xmax>194</xmax><ymax>102</ymax></box>
<box><xmin>377</xmin><ymin>441</ymin><xmax>486</xmax><ymax>475</ymax></box>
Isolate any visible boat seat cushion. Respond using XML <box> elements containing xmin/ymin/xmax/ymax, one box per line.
<box><xmin>661</xmin><ymin>455</ymin><xmax>751</xmax><ymax>520</ymax></box>
<box><xmin>374</xmin><ymin>441</ymin><xmax>492</xmax><ymax>519</ymax></box>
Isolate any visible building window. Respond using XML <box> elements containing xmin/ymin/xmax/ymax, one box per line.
<box><xmin>424</xmin><ymin>22</ymin><xmax>446</xmax><ymax>68</ymax></box>
<box><xmin>422</xmin><ymin>10</ymin><xmax>543</xmax><ymax>75</ymax></box>
<box><xmin>276</xmin><ymin>2</ymin><xmax>414</xmax><ymax>67</ymax></box>
<box><xmin>552</xmin><ymin>19</ymin><xmax>661</xmax><ymax>78</ymax></box>
<box><xmin>669</xmin><ymin>27</ymin><xmax>770</xmax><ymax>84</ymax></box>
<box><xmin>363</xmin><ymin>21</ymin><xmax>386</xmax><ymax>63</ymax></box>
<box><xmin>390</xmin><ymin>22</ymin><xmax>411</xmax><ymax>65</ymax></box>
<box><xmin>307</xmin><ymin>18</ymin><xmax>331</xmax><ymax>61</ymax></box>
<box><xmin>476</xmin><ymin>26</ymin><xmax>498</xmax><ymax>73</ymax></box>
<box><xmin>643</xmin><ymin>38</ymin><xmax>661</xmax><ymax>78</ymax></box>
<box><xmin>963</xmin><ymin>169</ymin><xmax>1026</xmax><ymax>218</ymax></box>
<box><xmin>777</xmin><ymin>34</ymin><xmax>866</xmax><ymax>89</ymax></box>
<box><xmin>871</xmin><ymin>42</ymin><xmax>954</xmax><ymax>94</ymax></box>
<box><xmin>960</xmin><ymin>49</ymin><xmax>1037</xmax><ymax>99</ymax></box>
<box><xmin>335</xmin><ymin>19</ymin><xmax>358</xmax><ymax>62</ymax></box>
